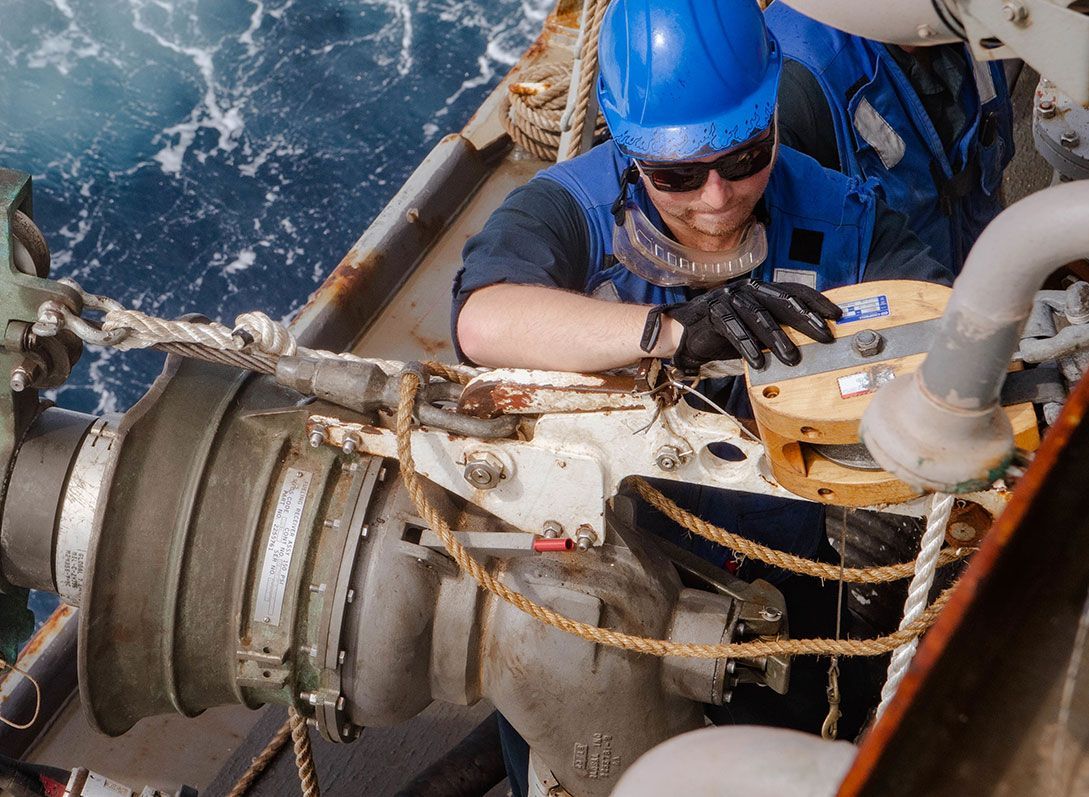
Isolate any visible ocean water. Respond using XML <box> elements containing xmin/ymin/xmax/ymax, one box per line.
<box><xmin>0</xmin><ymin>0</ymin><xmax>547</xmax><ymax>624</ymax></box>
<box><xmin>1</xmin><ymin>0</ymin><xmax>546</xmax><ymax>412</ymax></box>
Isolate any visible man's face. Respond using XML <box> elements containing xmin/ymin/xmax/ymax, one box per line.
<box><xmin>638</xmin><ymin>134</ymin><xmax>775</xmax><ymax>250</ymax></box>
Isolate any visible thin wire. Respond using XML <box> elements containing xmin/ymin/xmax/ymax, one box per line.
<box><xmin>0</xmin><ymin>658</ymin><xmax>41</xmax><ymax>730</ymax></box>
<box><xmin>664</xmin><ymin>375</ymin><xmax>761</xmax><ymax>442</ymax></box>
<box><xmin>836</xmin><ymin>507</ymin><xmax>847</xmax><ymax>640</ymax></box>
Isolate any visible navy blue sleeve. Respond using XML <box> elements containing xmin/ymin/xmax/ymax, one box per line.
<box><xmin>777</xmin><ymin>59</ymin><xmax>841</xmax><ymax>172</ymax></box>
<box><xmin>863</xmin><ymin>196</ymin><xmax>954</xmax><ymax>286</ymax></box>
<box><xmin>451</xmin><ymin>178</ymin><xmax>590</xmax><ymax>357</ymax></box>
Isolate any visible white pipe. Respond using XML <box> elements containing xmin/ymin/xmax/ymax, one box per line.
<box><xmin>862</xmin><ymin>181</ymin><xmax>1089</xmax><ymax>493</ymax></box>
<box><xmin>780</xmin><ymin>0</ymin><xmax>961</xmax><ymax>45</ymax></box>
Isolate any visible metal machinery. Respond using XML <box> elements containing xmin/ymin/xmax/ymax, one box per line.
<box><xmin>0</xmin><ymin>167</ymin><xmax>800</xmax><ymax>796</ymax></box>
<box><xmin>0</xmin><ymin>165</ymin><xmax>1033</xmax><ymax>795</ymax></box>
<box><xmin>614</xmin><ymin>1</ymin><xmax>1089</xmax><ymax>794</ymax></box>
<box><xmin>1</xmin><ymin>2</ymin><xmax>1089</xmax><ymax>795</ymax></box>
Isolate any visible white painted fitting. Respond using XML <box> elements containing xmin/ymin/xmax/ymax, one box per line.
<box><xmin>863</xmin><ymin>182</ymin><xmax>1089</xmax><ymax>492</ymax></box>
<box><xmin>780</xmin><ymin>0</ymin><xmax>960</xmax><ymax>45</ymax></box>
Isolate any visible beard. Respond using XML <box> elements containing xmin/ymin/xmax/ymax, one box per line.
<box><xmin>660</xmin><ymin>200</ymin><xmax>756</xmax><ymax>246</ymax></box>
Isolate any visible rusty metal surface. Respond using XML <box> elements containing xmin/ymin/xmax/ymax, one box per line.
<box><xmin>839</xmin><ymin>364</ymin><xmax>1089</xmax><ymax>796</ymax></box>
<box><xmin>347</xmin><ymin>154</ymin><xmax>539</xmax><ymax>364</ymax></box>
<box><xmin>459</xmin><ymin>369</ymin><xmax>647</xmax><ymax>418</ymax></box>
<box><xmin>0</xmin><ymin>604</ymin><xmax>77</xmax><ymax>757</ymax></box>
<box><xmin>289</xmin><ymin>134</ymin><xmax>493</xmax><ymax>355</ymax></box>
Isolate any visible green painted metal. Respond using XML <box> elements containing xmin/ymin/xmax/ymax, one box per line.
<box><xmin>0</xmin><ymin>168</ymin><xmax>83</xmax><ymax>655</ymax></box>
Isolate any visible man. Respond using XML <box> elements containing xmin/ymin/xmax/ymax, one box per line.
<box><xmin>766</xmin><ymin>2</ymin><xmax>1015</xmax><ymax>272</ymax></box>
<box><xmin>452</xmin><ymin>0</ymin><xmax>952</xmax><ymax>792</ymax></box>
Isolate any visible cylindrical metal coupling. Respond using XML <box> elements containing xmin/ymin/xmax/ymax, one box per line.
<box><xmin>0</xmin><ymin>408</ymin><xmax>118</xmax><ymax>603</ymax></box>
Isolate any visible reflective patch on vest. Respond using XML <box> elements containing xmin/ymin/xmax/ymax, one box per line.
<box><xmin>590</xmin><ymin>280</ymin><xmax>622</xmax><ymax>303</ymax></box>
<box><xmin>972</xmin><ymin>58</ymin><xmax>997</xmax><ymax>105</ymax></box>
<box><xmin>853</xmin><ymin>98</ymin><xmax>906</xmax><ymax>170</ymax></box>
<box><xmin>772</xmin><ymin>268</ymin><xmax>818</xmax><ymax>289</ymax></box>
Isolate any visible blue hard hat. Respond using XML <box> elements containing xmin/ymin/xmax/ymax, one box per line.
<box><xmin>597</xmin><ymin>0</ymin><xmax>782</xmax><ymax>162</ymax></box>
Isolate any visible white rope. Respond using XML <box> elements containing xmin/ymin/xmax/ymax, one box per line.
<box><xmin>875</xmin><ymin>492</ymin><xmax>955</xmax><ymax>721</ymax></box>
<box><xmin>102</xmin><ymin>308</ymin><xmax>238</xmax><ymax>351</ymax></box>
<box><xmin>87</xmin><ymin>302</ymin><xmax>479</xmax><ymax>381</ymax></box>
<box><xmin>235</xmin><ymin>311</ymin><xmax>298</xmax><ymax>356</ymax></box>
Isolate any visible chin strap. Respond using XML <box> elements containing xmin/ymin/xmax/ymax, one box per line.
<box><xmin>611</xmin><ymin>161</ymin><xmax>641</xmax><ymax>226</ymax></box>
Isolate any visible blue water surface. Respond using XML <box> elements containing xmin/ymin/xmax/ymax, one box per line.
<box><xmin>2</xmin><ymin>0</ymin><xmax>545</xmax><ymax>411</ymax></box>
<box><xmin>1</xmin><ymin>0</ymin><xmax>546</xmax><ymax>625</ymax></box>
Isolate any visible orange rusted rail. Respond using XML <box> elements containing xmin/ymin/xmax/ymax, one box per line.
<box><xmin>840</xmin><ymin>366</ymin><xmax>1089</xmax><ymax>795</ymax></box>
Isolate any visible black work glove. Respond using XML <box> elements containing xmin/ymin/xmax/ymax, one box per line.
<box><xmin>663</xmin><ymin>279</ymin><xmax>843</xmax><ymax>371</ymax></box>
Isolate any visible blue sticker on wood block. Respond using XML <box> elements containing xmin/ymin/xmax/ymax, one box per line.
<box><xmin>837</xmin><ymin>295</ymin><xmax>889</xmax><ymax>324</ymax></box>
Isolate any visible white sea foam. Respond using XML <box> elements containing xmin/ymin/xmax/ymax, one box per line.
<box><xmin>131</xmin><ymin>1</ymin><xmax>246</xmax><ymax>175</ymax></box>
<box><xmin>223</xmin><ymin>249</ymin><xmax>257</xmax><ymax>275</ymax></box>
<box><xmin>240</xmin><ymin>0</ymin><xmax>265</xmax><ymax>57</ymax></box>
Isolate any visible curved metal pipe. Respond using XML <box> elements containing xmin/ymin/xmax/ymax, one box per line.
<box><xmin>861</xmin><ymin>181</ymin><xmax>1089</xmax><ymax>492</ymax></box>
<box><xmin>781</xmin><ymin>0</ymin><xmax>960</xmax><ymax>45</ymax></box>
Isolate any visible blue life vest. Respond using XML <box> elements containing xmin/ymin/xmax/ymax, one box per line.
<box><xmin>765</xmin><ymin>3</ymin><xmax>1013</xmax><ymax>272</ymax></box>
<box><xmin>536</xmin><ymin>141</ymin><xmax>879</xmax><ymax>578</ymax></box>
<box><xmin>541</xmin><ymin>140</ymin><xmax>877</xmax><ymax>302</ymax></box>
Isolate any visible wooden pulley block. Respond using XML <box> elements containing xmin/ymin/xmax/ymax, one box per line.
<box><xmin>745</xmin><ymin>280</ymin><xmax>1041</xmax><ymax>507</ymax></box>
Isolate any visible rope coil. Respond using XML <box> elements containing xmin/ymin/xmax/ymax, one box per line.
<box><xmin>501</xmin><ymin>62</ymin><xmax>607</xmax><ymax>162</ymax></box>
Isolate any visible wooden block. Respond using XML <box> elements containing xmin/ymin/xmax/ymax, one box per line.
<box><xmin>746</xmin><ymin>280</ymin><xmax>1041</xmax><ymax>506</ymax></box>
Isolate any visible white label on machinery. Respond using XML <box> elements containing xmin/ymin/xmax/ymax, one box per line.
<box><xmin>254</xmin><ymin>468</ymin><xmax>313</xmax><ymax>627</ymax></box>
<box><xmin>838</xmin><ymin>366</ymin><xmax>896</xmax><ymax>399</ymax></box>
<box><xmin>836</xmin><ymin>294</ymin><xmax>889</xmax><ymax>325</ymax></box>
<box><xmin>74</xmin><ymin>771</ymin><xmax>134</xmax><ymax>796</ymax></box>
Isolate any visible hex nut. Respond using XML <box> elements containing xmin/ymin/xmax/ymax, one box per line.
<box><xmin>654</xmin><ymin>445</ymin><xmax>688</xmax><ymax>472</ymax></box>
<box><xmin>463</xmin><ymin>452</ymin><xmax>505</xmax><ymax>489</ymax></box>
<box><xmin>542</xmin><ymin>520</ymin><xmax>563</xmax><ymax>538</ymax></box>
<box><xmin>575</xmin><ymin>524</ymin><xmax>598</xmax><ymax>551</ymax></box>
<box><xmin>1061</xmin><ymin>131</ymin><xmax>1081</xmax><ymax>149</ymax></box>
<box><xmin>852</xmin><ymin>329</ymin><xmax>884</xmax><ymax>357</ymax></box>
<box><xmin>1001</xmin><ymin>1</ymin><xmax>1028</xmax><ymax>22</ymax></box>
<box><xmin>1038</xmin><ymin>99</ymin><xmax>1057</xmax><ymax>119</ymax></box>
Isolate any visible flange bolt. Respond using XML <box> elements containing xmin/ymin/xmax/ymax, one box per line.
<box><xmin>852</xmin><ymin>329</ymin><xmax>884</xmax><ymax>357</ymax></box>
<box><xmin>575</xmin><ymin>524</ymin><xmax>597</xmax><ymax>551</ymax></box>
<box><xmin>9</xmin><ymin>368</ymin><xmax>30</xmax><ymax>392</ymax></box>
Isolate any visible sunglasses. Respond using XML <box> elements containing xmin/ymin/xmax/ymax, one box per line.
<box><xmin>637</xmin><ymin>131</ymin><xmax>775</xmax><ymax>193</ymax></box>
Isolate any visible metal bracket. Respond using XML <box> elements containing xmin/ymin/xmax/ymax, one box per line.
<box><xmin>959</xmin><ymin>0</ymin><xmax>1089</xmax><ymax>106</ymax></box>
<box><xmin>306</xmin><ymin>394</ymin><xmax>1011</xmax><ymax>546</ymax></box>
<box><xmin>0</xmin><ymin>169</ymin><xmax>83</xmax><ymax>527</ymax></box>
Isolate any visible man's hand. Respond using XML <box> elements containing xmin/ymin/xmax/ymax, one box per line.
<box><xmin>665</xmin><ymin>280</ymin><xmax>843</xmax><ymax>371</ymax></box>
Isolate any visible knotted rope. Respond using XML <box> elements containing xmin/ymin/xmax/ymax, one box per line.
<box><xmin>499</xmin><ymin>0</ymin><xmax>610</xmax><ymax>161</ymax></box>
